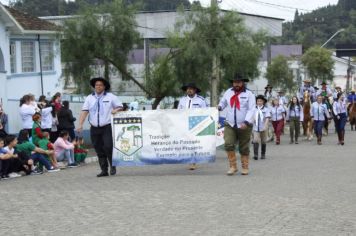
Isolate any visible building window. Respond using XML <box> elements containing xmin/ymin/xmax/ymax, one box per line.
<box><xmin>10</xmin><ymin>41</ymin><xmax>16</xmax><ymax>73</ymax></box>
<box><xmin>40</xmin><ymin>41</ymin><xmax>54</xmax><ymax>71</ymax></box>
<box><xmin>21</xmin><ymin>41</ymin><xmax>35</xmax><ymax>72</ymax></box>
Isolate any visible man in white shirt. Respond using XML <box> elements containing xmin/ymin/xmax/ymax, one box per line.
<box><xmin>218</xmin><ymin>74</ymin><xmax>255</xmax><ymax>175</ymax></box>
<box><xmin>77</xmin><ymin>77</ymin><xmax>123</xmax><ymax>177</ymax></box>
<box><xmin>178</xmin><ymin>83</ymin><xmax>207</xmax><ymax>170</ymax></box>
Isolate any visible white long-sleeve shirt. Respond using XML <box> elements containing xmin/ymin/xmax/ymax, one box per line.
<box><xmin>333</xmin><ymin>100</ymin><xmax>347</xmax><ymax>115</ymax></box>
<box><xmin>218</xmin><ymin>88</ymin><xmax>256</xmax><ymax>128</ymax></box>
<box><xmin>19</xmin><ymin>104</ymin><xmax>36</xmax><ymax>129</ymax></box>
<box><xmin>253</xmin><ymin>106</ymin><xmax>270</xmax><ymax>132</ymax></box>
<box><xmin>286</xmin><ymin>105</ymin><xmax>304</xmax><ymax>122</ymax></box>
<box><xmin>270</xmin><ymin>105</ymin><xmax>286</xmax><ymax>121</ymax></box>
<box><xmin>310</xmin><ymin>102</ymin><xmax>330</xmax><ymax>121</ymax></box>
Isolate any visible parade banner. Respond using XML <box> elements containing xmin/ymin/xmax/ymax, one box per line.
<box><xmin>112</xmin><ymin>108</ymin><xmax>219</xmax><ymax>166</ymax></box>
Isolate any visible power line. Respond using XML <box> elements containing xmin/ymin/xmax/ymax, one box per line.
<box><xmin>244</xmin><ymin>0</ymin><xmax>312</xmax><ymax>12</ymax></box>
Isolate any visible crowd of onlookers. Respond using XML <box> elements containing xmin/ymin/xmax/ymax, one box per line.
<box><xmin>0</xmin><ymin>93</ymin><xmax>88</xmax><ymax>180</ymax></box>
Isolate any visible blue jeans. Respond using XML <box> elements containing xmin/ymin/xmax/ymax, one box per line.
<box><xmin>31</xmin><ymin>153</ymin><xmax>52</xmax><ymax>170</ymax></box>
<box><xmin>335</xmin><ymin>113</ymin><xmax>347</xmax><ymax>133</ymax></box>
<box><xmin>314</xmin><ymin>120</ymin><xmax>325</xmax><ymax>137</ymax></box>
<box><xmin>56</xmin><ymin>149</ymin><xmax>75</xmax><ymax>164</ymax></box>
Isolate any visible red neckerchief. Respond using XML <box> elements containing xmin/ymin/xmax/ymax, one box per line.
<box><xmin>230</xmin><ymin>88</ymin><xmax>243</xmax><ymax>110</ymax></box>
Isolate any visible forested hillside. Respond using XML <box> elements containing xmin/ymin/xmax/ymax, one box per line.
<box><xmin>278</xmin><ymin>0</ymin><xmax>356</xmax><ymax>50</ymax></box>
<box><xmin>9</xmin><ymin>0</ymin><xmax>191</xmax><ymax>16</ymax></box>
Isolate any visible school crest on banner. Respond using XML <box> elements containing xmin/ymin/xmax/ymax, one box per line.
<box><xmin>113</xmin><ymin>117</ymin><xmax>143</xmax><ymax>156</ymax></box>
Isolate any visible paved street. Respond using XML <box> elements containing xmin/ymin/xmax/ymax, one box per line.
<box><xmin>1</xmin><ymin>126</ymin><xmax>356</xmax><ymax>236</ymax></box>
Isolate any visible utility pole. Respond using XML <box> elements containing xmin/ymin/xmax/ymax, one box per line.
<box><xmin>210</xmin><ymin>0</ymin><xmax>220</xmax><ymax>107</ymax></box>
<box><xmin>346</xmin><ymin>57</ymin><xmax>351</xmax><ymax>93</ymax></box>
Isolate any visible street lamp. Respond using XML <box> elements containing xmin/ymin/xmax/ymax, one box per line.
<box><xmin>320</xmin><ymin>28</ymin><xmax>345</xmax><ymax>48</ymax></box>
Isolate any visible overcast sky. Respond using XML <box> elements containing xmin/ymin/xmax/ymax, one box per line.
<box><xmin>0</xmin><ymin>0</ymin><xmax>339</xmax><ymax>21</ymax></box>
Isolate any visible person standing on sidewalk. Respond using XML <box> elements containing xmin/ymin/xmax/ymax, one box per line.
<box><xmin>252</xmin><ymin>95</ymin><xmax>270</xmax><ymax>160</ymax></box>
<box><xmin>311</xmin><ymin>95</ymin><xmax>331</xmax><ymax>145</ymax></box>
<box><xmin>77</xmin><ymin>77</ymin><xmax>123</xmax><ymax>177</ymax></box>
<box><xmin>218</xmin><ymin>74</ymin><xmax>255</xmax><ymax>175</ymax></box>
<box><xmin>178</xmin><ymin>82</ymin><xmax>207</xmax><ymax>170</ymax></box>
<box><xmin>270</xmin><ymin>98</ymin><xmax>286</xmax><ymax>145</ymax></box>
<box><xmin>333</xmin><ymin>93</ymin><xmax>347</xmax><ymax>145</ymax></box>
<box><xmin>286</xmin><ymin>96</ymin><xmax>304</xmax><ymax>144</ymax></box>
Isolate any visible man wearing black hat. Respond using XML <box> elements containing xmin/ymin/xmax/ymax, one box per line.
<box><xmin>264</xmin><ymin>84</ymin><xmax>275</xmax><ymax>103</ymax></box>
<box><xmin>77</xmin><ymin>77</ymin><xmax>123</xmax><ymax>177</ymax></box>
<box><xmin>178</xmin><ymin>83</ymin><xmax>207</xmax><ymax>170</ymax></box>
<box><xmin>218</xmin><ymin>74</ymin><xmax>255</xmax><ymax>175</ymax></box>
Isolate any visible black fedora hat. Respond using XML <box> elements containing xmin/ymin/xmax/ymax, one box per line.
<box><xmin>90</xmin><ymin>77</ymin><xmax>111</xmax><ymax>91</ymax></box>
<box><xmin>181</xmin><ymin>83</ymin><xmax>201</xmax><ymax>93</ymax></box>
<box><xmin>320</xmin><ymin>81</ymin><xmax>328</xmax><ymax>85</ymax></box>
<box><xmin>230</xmin><ymin>73</ymin><xmax>249</xmax><ymax>83</ymax></box>
<box><xmin>265</xmin><ymin>84</ymin><xmax>273</xmax><ymax>89</ymax></box>
<box><xmin>256</xmin><ymin>94</ymin><xmax>267</xmax><ymax>103</ymax></box>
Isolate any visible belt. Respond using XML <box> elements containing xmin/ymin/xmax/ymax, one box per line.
<box><xmin>91</xmin><ymin>124</ymin><xmax>111</xmax><ymax>128</ymax></box>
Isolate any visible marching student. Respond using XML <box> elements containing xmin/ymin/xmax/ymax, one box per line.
<box><xmin>252</xmin><ymin>95</ymin><xmax>270</xmax><ymax>160</ymax></box>
<box><xmin>270</xmin><ymin>98</ymin><xmax>286</xmax><ymax>145</ymax></box>
<box><xmin>286</xmin><ymin>96</ymin><xmax>304</xmax><ymax>144</ymax></box>
<box><xmin>310</xmin><ymin>95</ymin><xmax>331</xmax><ymax>145</ymax></box>
<box><xmin>218</xmin><ymin>73</ymin><xmax>255</xmax><ymax>175</ymax></box>
<box><xmin>77</xmin><ymin>77</ymin><xmax>123</xmax><ymax>177</ymax></box>
<box><xmin>333</xmin><ymin>93</ymin><xmax>347</xmax><ymax>145</ymax></box>
<box><xmin>178</xmin><ymin>82</ymin><xmax>207</xmax><ymax>170</ymax></box>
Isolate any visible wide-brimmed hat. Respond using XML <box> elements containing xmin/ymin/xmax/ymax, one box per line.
<box><xmin>230</xmin><ymin>73</ymin><xmax>249</xmax><ymax>83</ymax></box>
<box><xmin>265</xmin><ymin>84</ymin><xmax>273</xmax><ymax>89</ymax></box>
<box><xmin>314</xmin><ymin>86</ymin><xmax>319</xmax><ymax>91</ymax></box>
<box><xmin>277</xmin><ymin>90</ymin><xmax>285</xmax><ymax>94</ymax></box>
<box><xmin>256</xmin><ymin>94</ymin><xmax>267</xmax><ymax>103</ymax></box>
<box><xmin>181</xmin><ymin>83</ymin><xmax>201</xmax><ymax>93</ymax></box>
<box><xmin>320</xmin><ymin>81</ymin><xmax>328</xmax><ymax>85</ymax></box>
<box><xmin>90</xmin><ymin>77</ymin><xmax>111</xmax><ymax>91</ymax></box>
<box><xmin>303</xmin><ymin>79</ymin><xmax>311</xmax><ymax>83</ymax></box>
<box><xmin>335</xmin><ymin>86</ymin><xmax>341</xmax><ymax>89</ymax></box>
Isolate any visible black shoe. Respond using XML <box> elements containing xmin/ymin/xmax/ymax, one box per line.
<box><xmin>97</xmin><ymin>172</ymin><xmax>109</xmax><ymax>177</ymax></box>
<box><xmin>253</xmin><ymin>156</ymin><xmax>258</xmax><ymax>160</ymax></box>
<box><xmin>110</xmin><ymin>167</ymin><xmax>117</xmax><ymax>176</ymax></box>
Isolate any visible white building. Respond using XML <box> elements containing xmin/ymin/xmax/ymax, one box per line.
<box><xmin>0</xmin><ymin>4</ymin><xmax>62</xmax><ymax>132</ymax></box>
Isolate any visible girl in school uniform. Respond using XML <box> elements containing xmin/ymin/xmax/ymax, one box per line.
<box><xmin>270</xmin><ymin>98</ymin><xmax>286</xmax><ymax>145</ymax></box>
<box><xmin>252</xmin><ymin>95</ymin><xmax>271</xmax><ymax>160</ymax></box>
<box><xmin>286</xmin><ymin>96</ymin><xmax>304</xmax><ymax>144</ymax></box>
<box><xmin>333</xmin><ymin>93</ymin><xmax>347</xmax><ymax>145</ymax></box>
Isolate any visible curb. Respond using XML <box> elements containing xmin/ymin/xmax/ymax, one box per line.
<box><xmin>85</xmin><ymin>156</ymin><xmax>98</xmax><ymax>163</ymax></box>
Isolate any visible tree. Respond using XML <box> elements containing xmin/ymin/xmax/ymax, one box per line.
<box><xmin>265</xmin><ymin>55</ymin><xmax>296</xmax><ymax>93</ymax></box>
<box><xmin>301</xmin><ymin>46</ymin><xmax>335</xmax><ymax>84</ymax></box>
<box><xmin>168</xmin><ymin>4</ymin><xmax>266</xmax><ymax>102</ymax></box>
<box><xmin>62</xmin><ymin>0</ymin><xmax>142</xmax><ymax>94</ymax></box>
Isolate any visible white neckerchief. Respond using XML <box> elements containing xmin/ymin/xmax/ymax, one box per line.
<box><xmin>255</xmin><ymin>105</ymin><xmax>264</xmax><ymax>127</ymax></box>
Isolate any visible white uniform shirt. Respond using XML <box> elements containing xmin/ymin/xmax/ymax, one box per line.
<box><xmin>299</xmin><ymin>85</ymin><xmax>316</xmax><ymax>101</ymax></box>
<box><xmin>19</xmin><ymin>104</ymin><xmax>36</xmax><ymax>129</ymax></box>
<box><xmin>41</xmin><ymin>107</ymin><xmax>53</xmax><ymax>129</ymax></box>
<box><xmin>333</xmin><ymin>100</ymin><xmax>347</xmax><ymax>115</ymax></box>
<box><xmin>286</xmin><ymin>105</ymin><xmax>304</xmax><ymax>122</ymax></box>
<box><xmin>270</xmin><ymin>105</ymin><xmax>286</xmax><ymax>121</ymax></box>
<box><xmin>310</xmin><ymin>102</ymin><xmax>330</xmax><ymax>121</ymax></box>
<box><xmin>178</xmin><ymin>94</ymin><xmax>207</xmax><ymax>109</ymax></box>
<box><xmin>218</xmin><ymin>88</ymin><xmax>256</xmax><ymax>127</ymax></box>
<box><xmin>82</xmin><ymin>92</ymin><xmax>123</xmax><ymax>127</ymax></box>
<box><xmin>253</xmin><ymin>105</ymin><xmax>270</xmax><ymax>132</ymax></box>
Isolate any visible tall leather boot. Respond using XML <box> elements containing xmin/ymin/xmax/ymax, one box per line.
<box><xmin>341</xmin><ymin>131</ymin><xmax>345</xmax><ymax>145</ymax></box>
<box><xmin>261</xmin><ymin>144</ymin><xmax>266</xmax><ymax>159</ymax></box>
<box><xmin>226</xmin><ymin>151</ymin><xmax>238</xmax><ymax>175</ymax></box>
<box><xmin>317</xmin><ymin>136</ymin><xmax>322</xmax><ymax>145</ymax></box>
<box><xmin>253</xmin><ymin>143</ymin><xmax>259</xmax><ymax>160</ymax></box>
<box><xmin>337</xmin><ymin>132</ymin><xmax>341</xmax><ymax>145</ymax></box>
<box><xmin>241</xmin><ymin>155</ymin><xmax>249</xmax><ymax>175</ymax></box>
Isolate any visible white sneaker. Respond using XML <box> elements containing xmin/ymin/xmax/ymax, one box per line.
<box><xmin>8</xmin><ymin>172</ymin><xmax>22</xmax><ymax>178</ymax></box>
<box><xmin>47</xmin><ymin>168</ymin><xmax>60</xmax><ymax>173</ymax></box>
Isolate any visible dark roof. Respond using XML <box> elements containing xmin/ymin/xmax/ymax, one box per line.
<box><xmin>4</xmin><ymin>6</ymin><xmax>59</xmax><ymax>31</ymax></box>
<box><xmin>261</xmin><ymin>44</ymin><xmax>302</xmax><ymax>61</ymax></box>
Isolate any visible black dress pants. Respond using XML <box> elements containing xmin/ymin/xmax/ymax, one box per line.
<box><xmin>90</xmin><ymin>125</ymin><xmax>113</xmax><ymax>173</ymax></box>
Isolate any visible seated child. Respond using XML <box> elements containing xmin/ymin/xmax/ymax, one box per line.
<box><xmin>74</xmin><ymin>137</ymin><xmax>88</xmax><ymax>164</ymax></box>
<box><xmin>38</xmin><ymin>132</ymin><xmax>58</xmax><ymax>169</ymax></box>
